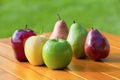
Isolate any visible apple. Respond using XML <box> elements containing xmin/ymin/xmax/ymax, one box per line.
<box><xmin>11</xmin><ymin>25</ymin><xmax>36</xmax><ymax>61</ymax></box>
<box><xmin>39</xmin><ymin>32</ymin><xmax>51</xmax><ymax>38</ymax></box>
<box><xmin>25</xmin><ymin>36</ymin><xmax>48</xmax><ymax>65</ymax></box>
<box><xmin>42</xmin><ymin>39</ymin><xmax>73</xmax><ymax>69</ymax></box>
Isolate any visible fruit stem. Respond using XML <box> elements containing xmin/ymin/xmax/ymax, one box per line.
<box><xmin>91</xmin><ymin>27</ymin><xmax>94</xmax><ymax>30</ymax></box>
<box><xmin>73</xmin><ymin>20</ymin><xmax>76</xmax><ymax>23</ymax></box>
<box><xmin>39</xmin><ymin>26</ymin><xmax>44</xmax><ymax>34</ymax></box>
<box><xmin>25</xmin><ymin>24</ymin><xmax>28</xmax><ymax>30</ymax></box>
<box><xmin>57</xmin><ymin>13</ymin><xmax>61</xmax><ymax>20</ymax></box>
<box><xmin>56</xmin><ymin>36</ymin><xmax>59</xmax><ymax>41</ymax></box>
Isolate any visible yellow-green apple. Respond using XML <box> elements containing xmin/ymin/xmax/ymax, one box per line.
<box><xmin>11</xmin><ymin>25</ymin><xmax>36</xmax><ymax>61</ymax></box>
<box><xmin>25</xmin><ymin>36</ymin><xmax>48</xmax><ymax>65</ymax></box>
<box><xmin>39</xmin><ymin>32</ymin><xmax>51</xmax><ymax>38</ymax></box>
<box><xmin>42</xmin><ymin>39</ymin><xmax>73</xmax><ymax>69</ymax></box>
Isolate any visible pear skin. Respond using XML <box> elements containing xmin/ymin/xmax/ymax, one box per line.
<box><xmin>67</xmin><ymin>21</ymin><xmax>88</xmax><ymax>59</ymax></box>
<box><xmin>50</xmin><ymin>14</ymin><xmax>68</xmax><ymax>40</ymax></box>
<box><xmin>84</xmin><ymin>28</ymin><xmax>110</xmax><ymax>61</ymax></box>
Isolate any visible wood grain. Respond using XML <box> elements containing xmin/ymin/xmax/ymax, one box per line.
<box><xmin>0</xmin><ymin>32</ymin><xmax>120</xmax><ymax>80</ymax></box>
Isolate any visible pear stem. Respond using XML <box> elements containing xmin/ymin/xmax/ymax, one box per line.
<box><xmin>25</xmin><ymin>24</ymin><xmax>28</xmax><ymax>30</ymax></box>
<box><xmin>57</xmin><ymin>13</ymin><xmax>61</xmax><ymax>20</ymax></box>
<box><xmin>73</xmin><ymin>20</ymin><xmax>76</xmax><ymax>23</ymax></box>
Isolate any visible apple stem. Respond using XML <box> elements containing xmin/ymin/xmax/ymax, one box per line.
<box><xmin>91</xmin><ymin>27</ymin><xmax>94</xmax><ymax>30</ymax></box>
<box><xmin>56</xmin><ymin>36</ymin><xmax>59</xmax><ymax>41</ymax></box>
<box><xmin>57</xmin><ymin>13</ymin><xmax>61</xmax><ymax>20</ymax></box>
<box><xmin>73</xmin><ymin>20</ymin><xmax>76</xmax><ymax>23</ymax></box>
<box><xmin>25</xmin><ymin>24</ymin><xmax>28</xmax><ymax>30</ymax></box>
<box><xmin>39</xmin><ymin>26</ymin><xmax>44</xmax><ymax>34</ymax></box>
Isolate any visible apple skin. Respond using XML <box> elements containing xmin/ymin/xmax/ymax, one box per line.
<box><xmin>84</xmin><ymin>29</ymin><xmax>110</xmax><ymax>61</ymax></box>
<box><xmin>11</xmin><ymin>29</ymin><xmax>36</xmax><ymax>61</ymax></box>
<box><xmin>42</xmin><ymin>39</ymin><xmax>73</xmax><ymax>69</ymax></box>
<box><xmin>25</xmin><ymin>36</ymin><xmax>48</xmax><ymax>65</ymax></box>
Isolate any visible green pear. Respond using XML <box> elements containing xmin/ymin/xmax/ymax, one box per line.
<box><xmin>67</xmin><ymin>21</ymin><xmax>88</xmax><ymax>59</ymax></box>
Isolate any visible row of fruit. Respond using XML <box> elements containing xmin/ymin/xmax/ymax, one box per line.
<box><xmin>11</xmin><ymin>14</ymin><xmax>110</xmax><ymax>70</ymax></box>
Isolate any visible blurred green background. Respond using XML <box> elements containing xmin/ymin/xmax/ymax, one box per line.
<box><xmin>0</xmin><ymin>0</ymin><xmax>120</xmax><ymax>38</ymax></box>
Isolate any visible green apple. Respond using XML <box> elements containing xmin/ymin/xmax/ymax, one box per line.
<box><xmin>25</xmin><ymin>36</ymin><xmax>48</xmax><ymax>65</ymax></box>
<box><xmin>42</xmin><ymin>39</ymin><xmax>73</xmax><ymax>69</ymax></box>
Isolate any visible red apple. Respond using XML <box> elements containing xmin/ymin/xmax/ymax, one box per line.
<box><xmin>11</xmin><ymin>25</ymin><xmax>36</xmax><ymax>61</ymax></box>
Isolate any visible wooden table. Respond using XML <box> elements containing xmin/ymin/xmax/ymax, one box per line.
<box><xmin>0</xmin><ymin>32</ymin><xmax>120</xmax><ymax>80</ymax></box>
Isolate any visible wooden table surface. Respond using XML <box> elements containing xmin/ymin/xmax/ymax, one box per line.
<box><xmin>0</xmin><ymin>32</ymin><xmax>120</xmax><ymax>80</ymax></box>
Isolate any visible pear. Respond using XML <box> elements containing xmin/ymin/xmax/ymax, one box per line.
<box><xmin>84</xmin><ymin>28</ymin><xmax>110</xmax><ymax>61</ymax></box>
<box><xmin>50</xmin><ymin>14</ymin><xmax>68</xmax><ymax>40</ymax></box>
<box><xmin>67</xmin><ymin>21</ymin><xmax>88</xmax><ymax>59</ymax></box>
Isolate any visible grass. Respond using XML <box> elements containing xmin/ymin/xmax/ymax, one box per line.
<box><xmin>0</xmin><ymin>0</ymin><xmax>120</xmax><ymax>38</ymax></box>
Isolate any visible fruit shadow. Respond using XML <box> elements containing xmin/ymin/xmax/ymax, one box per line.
<box><xmin>66</xmin><ymin>58</ymin><xmax>120</xmax><ymax>73</ymax></box>
<box><xmin>35</xmin><ymin>64</ymin><xmax>66</xmax><ymax>71</ymax></box>
<box><xmin>104</xmin><ymin>53</ymin><xmax>120</xmax><ymax>63</ymax></box>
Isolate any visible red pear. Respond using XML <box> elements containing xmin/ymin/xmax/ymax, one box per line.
<box><xmin>84</xmin><ymin>28</ymin><xmax>110</xmax><ymax>61</ymax></box>
<box><xmin>50</xmin><ymin>14</ymin><xmax>68</xmax><ymax>40</ymax></box>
